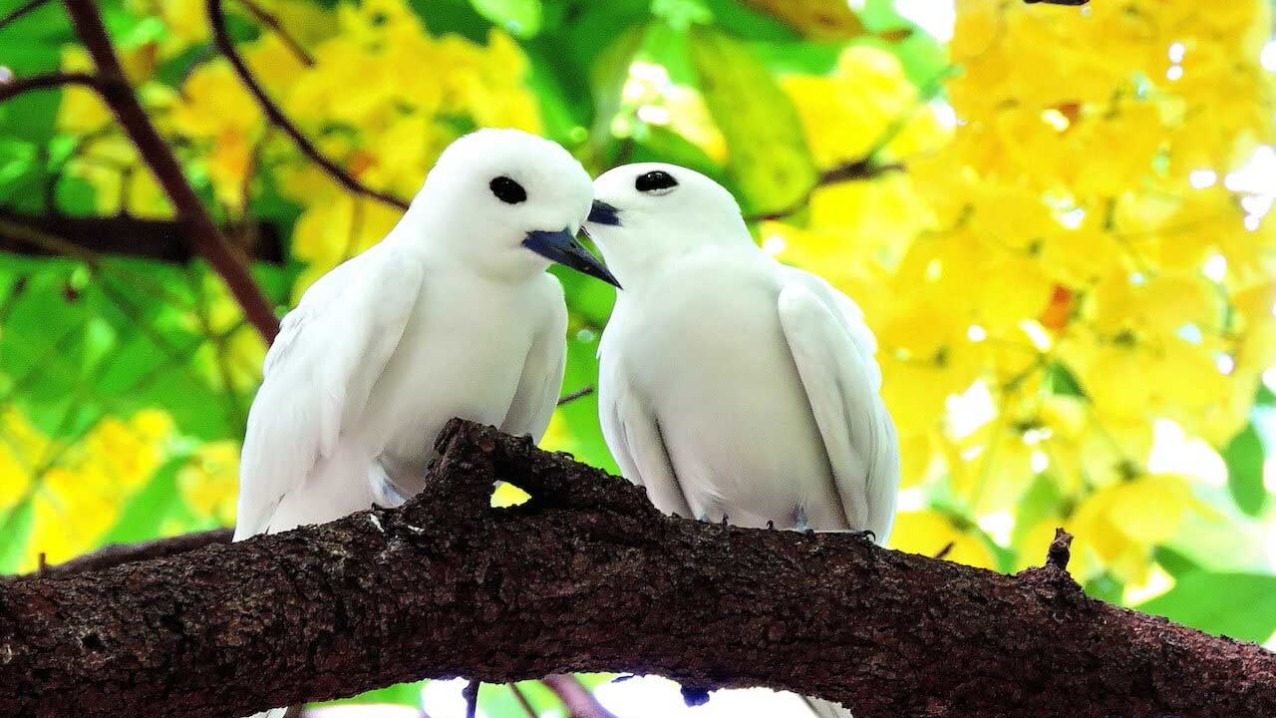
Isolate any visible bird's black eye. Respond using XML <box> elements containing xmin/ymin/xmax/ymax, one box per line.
<box><xmin>635</xmin><ymin>170</ymin><xmax>678</xmax><ymax>194</ymax></box>
<box><xmin>490</xmin><ymin>176</ymin><xmax>527</xmax><ymax>204</ymax></box>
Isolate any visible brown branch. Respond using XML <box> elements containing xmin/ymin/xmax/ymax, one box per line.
<box><xmin>745</xmin><ymin>160</ymin><xmax>904</xmax><ymax>223</ymax></box>
<box><xmin>509</xmin><ymin>684</ymin><xmax>538</xmax><ymax>718</ymax></box>
<box><xmin>1</xmin><ymin>420</ymin><xmax>1274</xmax><ymax>718</ymax></box>
<box><xmin>557</xmin><ymin>385</ymin><xmax>595</xmax><ymax>406</ymax></box>
<box><xmin>540</xmin><ymin>675</ymin><xmax>620</xmax><ymax>718</ymax></box>
<box><xmin>207</xmin><ymin>0</ymin><xmax>410</xmax><ymax>212</ymax></box>
<box><xmin>61</xmin><ymin>0</ymin><xmax>280</xmax><ymax>342</ymax></box>
<box><xmin>233</xmin><ymin>0</ymin><xmax>316</xmax><ymax>66</ymax></box>
<box><xmin>29</xmin><ymin>529</ymin><xmax>232</xmax><ymax>579</ymax></box>
<box><xmin>0</xmin><ymin>71</ymin><xmax>101</xmax><ymax>104</ymax></box>
<box><xmin>0</xmin><ymin>211</ymin><xmax>285</xmax><ymax>264</ymax></box>
<box><xmin>0</xmin><ymin>0</ymin><xmax>53</xmax><ymax>32</ymax></box>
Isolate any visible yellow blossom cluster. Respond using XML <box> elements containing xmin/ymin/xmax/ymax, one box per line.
<box><xmin>55</xmin><ymin>0</ymin><xmax>543</xmax><ymax>296</ymax></box>
<box><xmin>776</xmin><ymin>1</ymin><xmax>1276</xmax><ymax>585</ymax></box>
<box><xmin>2</xmin><ymin>409</ymin><xmax>171</xmax><ymax>570</ymax></box>
<box><xmin>0</xmin><ymin>406</ymin><xmax>244</xmax><ymax>570</ymax></box>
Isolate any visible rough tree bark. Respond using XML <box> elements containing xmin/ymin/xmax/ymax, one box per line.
<box><xmin>0</xmin><ymin>420</ymin><xmax>1272</xmax><ymax>718</ymax></box>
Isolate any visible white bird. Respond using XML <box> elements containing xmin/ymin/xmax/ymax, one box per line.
<box><xmin>235</xmin><ymin>129</ymin><xmax>616</xmax><ymax>718</ymax></box>
<box><xmin>585</xmin><ymin>163</ymin><xmax>899</xmax><ymax>718</ymax></box>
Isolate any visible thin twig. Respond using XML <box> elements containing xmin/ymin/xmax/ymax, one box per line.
<box><xmin>2</xmin><ymin>529</ymin><xmax>233</xmax><ymax>581</ymax></box>
<box><xmin>234</xmin><ymin>0</ymin><xmax>316</xmax><ymax>66</ymax></box>
<box><xmin>745</xmin><ymin>160</ymin><xmax>905</xmax><ymax>223</ymax></box>
<box><xmin>61</xmin><ymin>0</ymin><xmax>280</xmax><ymax>342</ymax></box>
<box><xmin>541</xmin><ymin>675</ymin><xmax>620</xmax><ymax>718</ymax></box>
<box><xmin>0</xmin><ymin>71</ymin><xmax>101</xmax><ymax>104</ymax></box>
<box><xmin>557</xmin><ymin>385</ymin><xmax>595</xmax><ymax>406</ymax></box>
<box><xmin>0</xmin><ymin>0</ymin><xmax>53</xmax><ymax>32</ymax></box>
<box><xmin>207</xmin><ymin>0</ymin><xmax>410</xmax><ymax>211</ymax></box>
<box><xmin>509</xmin><ymin>684</ymin><xmax>538</xmax><ymax>718</ymax></box>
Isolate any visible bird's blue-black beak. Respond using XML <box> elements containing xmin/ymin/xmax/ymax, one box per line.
<box><xmin>587</xmin><ymin>200</ymin><xmax>622</xmax><ymax>226</ymax></box>
<box><xmin>523</xmin><ymin>227</ymin><xmax>621</xmax><ymax>288</ymax></box>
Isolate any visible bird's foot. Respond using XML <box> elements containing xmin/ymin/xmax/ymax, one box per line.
<box><xmin>851</xmin><ymin>529</ymin><xmax>877</xmax><ymax>544</ymax></box>
<box><xmin>792</xmin><ymin>506</ymin><xmax>809</xmax><ymax>532</ymax></box>
<box><xmin>680</xmin><ymin>685</ymin><xmax>711</xmax><ymax>707</ymax></box>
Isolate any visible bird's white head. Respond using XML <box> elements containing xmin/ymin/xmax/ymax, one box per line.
<box><xmin>404</xmin><ymin>128</ymin><xmax>618</xmax><ymax>287</ymax></box>
<box><xmin>583</xmin><ymin>162</ymin><xmax>752</xmax><ymax>286</ymax></box>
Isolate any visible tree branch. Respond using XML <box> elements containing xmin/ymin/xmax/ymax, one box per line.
<box><xmin>207</xmin><ymin>0</ymin><xmax>410</xmax><ymax>212</ymax></box>
<box><xmin>28</xmin><ymin>529</ymin><xmax>233</xmax><ymax>579</ymax></box>
<box><xmin>60</xmin><ymin>0</ymin><xmax>280</xmax><ymax>342</ymax></box>
<box><xmin>0</xmin><ymin>71</ymin><xmax>102</xmax><ymax>104</ymax></box>
<box><xmin>233</xmin><ymin>0</ymin><xmax>316</xmax><ymax>67</ymax></box>
<box><xmin>540</xmin><ymin>675</ymin><xmax>620</xmax><ymax>718</ymax></box>
<box><xmin>745</xmin><ymin>160</ymin><xmax>904</xmax><ymax>223</ymax></box>
<box><xmin>0</xmin><ymin>211</ymin><xmax>285</xmax><ymax>264</ymax></box>
<box><xmin>0</xmin><ymin>0</ymin><xmax>54</xmax><ymax>32</ymax></box>
<box><xmin>1</xmin><ymin>420</ymin><xmax>1273</xmax><ymax>718</ymax></box>
<box><xmin>557</xmin><ymin>385</ymin><xmax>595</xmax><ymax>406</ymax></box>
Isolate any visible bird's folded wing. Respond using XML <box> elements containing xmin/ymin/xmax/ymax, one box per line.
<box><xmin>500</xmin><ymin>278</ymin><xmax>567</xmax><ymax>441</ymax></box>
<box><xmin>777</xmin><ymin>279</ymin><xmax>899</xmax><ymax>542</ymax></box>
<box><xmin>234</xmin><ymin>245</ymin><xmax>424</xmax><ymax>539</ymax></box>
<box><xmin>598</xmin><ymin>370</ymin><xmax>694</xmax><ymax>518</ymax></box>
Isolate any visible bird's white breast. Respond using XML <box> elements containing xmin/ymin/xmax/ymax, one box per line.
<box><xmin>361</xmin><ymin>265</ymin><xmax>550</xmax><ymax>493</ymax></box>
<box><xmin>602</xmin><ymin>250</ymin><xmax>845</xmax><ymax>529</ymax></box>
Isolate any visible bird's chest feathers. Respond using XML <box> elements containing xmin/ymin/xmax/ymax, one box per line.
<box><xmin>370</xmin><ymin>279</ymin><xmax>543</xmax><ymax>458</ymax></box>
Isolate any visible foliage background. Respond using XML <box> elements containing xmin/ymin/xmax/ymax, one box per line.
<box><xmin>1</xmin><ymin>0</ymin><xmax>1275</xmax><ymax>715</ymax></box>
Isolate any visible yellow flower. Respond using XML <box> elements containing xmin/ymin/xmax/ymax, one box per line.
<box><xmin>0</xmin><ymin>409</ymin><xmax>48</xmax><ymax>513</ymax></box>
<box><xmin>290</xmin><ymin>195</ymin><xmax>404</xmax><ymax>299</ymax></box>
<box><xmin>1067</xmin><ymin>471</ymin><xmax>1208</xmax><ymax>584</ymax></box>
<box><xmin>178</xmin><ymin>442</ymin><xmax>240</xmax><ymax>525</ymax></box>
<box><xmin>783</xmin><ymin>45</ymin><xmax>924</xmax><ymax>168</ymax></box>
<box><xmin>63</xmin><ymin>135</ymin><xmax>174</xmax><ymax>217</ymax></box>
<box><xmin>890</xmin><ymin>509</ymin><xmax>998</xmax><ymax>571</ymax></box>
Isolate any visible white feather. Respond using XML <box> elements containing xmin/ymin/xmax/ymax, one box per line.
<box><xmin>588</xmin><ymin>162</ymin><xmax>899</xmax><ymax>718</ymax></box>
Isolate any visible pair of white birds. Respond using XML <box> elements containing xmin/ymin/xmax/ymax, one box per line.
<box><xmin>237</xmin><ymin>129</ymin><xmax>898</xmax><ymax>718</ymax></box>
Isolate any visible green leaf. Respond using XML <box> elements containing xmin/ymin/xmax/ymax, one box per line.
<box><xmin>1010</xmin><ymin>474</ymin><xmax>1064</xmax><ymax>549</ymax></box>
<box><xmin>727</xmin><ymin>0</ymin><xmax>865</xmax><ymax>41</ymax></box>
<box><xmin>688</xmin><ymin>26</ymin><xmax>817</xmax><ymax>216</ymax></box>
<box><xmin>1083</xmin><ymin>573</ymin><xmax>1124</xmax><ymax>604</ymax></box>
<box><xmin>0</xmin><ymin>498</ymin><xmax>36</xmax><ymax>574</ymax></box>
<box><xmin>1153</xmin><ymin>546</ymin><xmax>1202</xmax><ymax>578</ymax></box>
<box><xmin>1138</xmin><ymin>572</ymin><xmax>1276</xmax><ymax>643</ymax></box>
<box><xmin>469</xmin><ymin>0</ymin><xmax>543</xmax><ymax>38</ymax></box>
<box><xmin>1222</xmin><ymin>423</ymin><xmax>1267</xmax><ymax>517</ymax></box>
<box><xmin>98</xmin><ymin>456</ymin><xmax>195</xmax><ymax>545</ymax></box>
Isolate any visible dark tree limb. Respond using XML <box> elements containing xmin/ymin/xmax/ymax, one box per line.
<box><xmin>28</xmin><ymin>529</ymin><xmax>233</xmax><ymax>579</ymax></box>
<box><xmin>1</xmin><ymin>420</ymin><xmax>1274</xmax><ymax>718</ymax></box>
<box><xmin>540</xmin><ymin>674</ymin><xmax>621</xmax><ymax>718</ymax></box>
<box><xmin>744</xmin><ymin>160</ymin><xmax>904</xmax><ymax>223</ymax></box>
<box><xmin>61</xmin><ymin>0</ymin><xmax>281</xmax><ymax>342</ymax></box>
<box><xmin>0</xmin><ymin>71</ymin><xmax>103</xmax><ymax>104</ymax></box>
<box><xmin>0</xmin><ymin>0</ymin><xmax>54</xmax><ymax>32</ymax></box>
<box><xmin>207</xmin><ymin>0</ymin><xmax>410</xmax><ymax>212</ymax></box>
<box><xmin>556</xmin><ymin>385</ymin><xmax>595</xmax><ymax>406</ymax></box>
<box><xmin>233</xmin><ymin>0</ymin><xmax>316</xmax><ymax>67</ymax></box>
<box><xmin>0</xmin><ymin>211</ymin><xmax>285</xmax><ymax>264</ymax></box>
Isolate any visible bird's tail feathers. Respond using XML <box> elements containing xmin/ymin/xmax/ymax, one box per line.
<box><xmin>243</xmin><ymin>707</ymin><xmax>290</xmax><ymax>718</ymax></box>
<box><xmin>802</xmin><ymin>696</ymin><xmax>854</xmax><ymax>718</ymax></box>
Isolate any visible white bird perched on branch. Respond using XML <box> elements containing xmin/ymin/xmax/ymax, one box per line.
<box><xmin>585</xmin><ymin>163</ymin><xmax>899</xmax><ymax>718</ymax></box>
<box><xmin>236</xmin><ymin>128</ymin><xmax>617</xmax><ymax>718</ymax></box>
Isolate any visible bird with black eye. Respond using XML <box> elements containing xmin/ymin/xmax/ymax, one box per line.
<box><xmin>490</xmin><ymin>175</ymin><xmax>527</xmax><ymax>204</ymax></box>
<box><xmin>635</xmin><ymin>170</ymin><xmax>678</xmax><ymax>194</ymax></box>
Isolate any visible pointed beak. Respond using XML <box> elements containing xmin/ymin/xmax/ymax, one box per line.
<box><xmin>587</xmin><ymin>200</ymin><xmax>622</xmax><ymax>226</ymax></box>
<box><xmin>523</xmin><ymin>227</ymin><xmax>621</xmax><ymax>288</ymax></box>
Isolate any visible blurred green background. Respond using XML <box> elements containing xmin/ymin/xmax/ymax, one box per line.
<box><xmin>1</xmin><ymin>0</ymin><xmax>1275</xmax><ymax>715</ymax></box>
